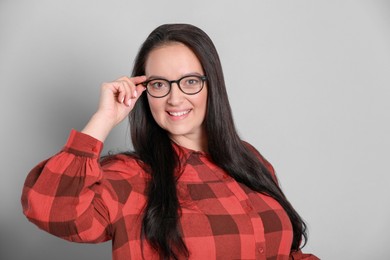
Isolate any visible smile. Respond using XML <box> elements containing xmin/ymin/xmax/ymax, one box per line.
<box><xmin>167</xmin><ymin>110</ymin><xmax>191</xmax><ymax>117</ymax></box>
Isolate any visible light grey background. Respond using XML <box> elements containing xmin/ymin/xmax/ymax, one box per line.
<box><xmin>1</xmin><ymin>0</ymin><xmax>389</xmax><ymax>259</ymax></box>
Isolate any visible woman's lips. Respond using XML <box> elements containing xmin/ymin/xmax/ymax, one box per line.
<box><xmin>167</xmin><ymin>109</ymin><xmax>192</xmax><ymax>120</ymax></box>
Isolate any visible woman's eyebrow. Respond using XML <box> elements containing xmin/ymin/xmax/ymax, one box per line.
<box><xmin>146</xmin><ymin>72</ymin><xmax>203</xmax><ymax>80</ymax></box>
<box><xmin>145</xmin><ymin>75</ymin><xmax>167</xmax><ymax>80</ymax></box>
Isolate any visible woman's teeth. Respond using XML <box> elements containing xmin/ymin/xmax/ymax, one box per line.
<box><xmin>168</xmin><ymin>110</ymin><xmax>190</xmax><ymax>116</ymax></box>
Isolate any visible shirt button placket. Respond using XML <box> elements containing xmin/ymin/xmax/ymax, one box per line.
<box><xmin>255</xmin><ymin>247</ymin><xmax>265</xmax><ymax>260</ymax></box>
<box><xmin>255</xmin><ymin>243</ymin><xmax>266</xmax><ymax>259</ymax></box>
<box><xmin>245</xmin><ymin>201</ymin><xmax>253</xmax><ymax>213</ymax></box>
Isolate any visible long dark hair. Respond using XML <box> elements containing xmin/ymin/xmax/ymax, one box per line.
<box><xmin>129</xmin><ymin>23</ymin><xmax>307</xmax><ymax>259</ymax></box>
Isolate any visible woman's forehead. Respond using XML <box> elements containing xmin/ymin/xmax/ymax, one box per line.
<box><xmin>145</xmin><ymin>43</ymin><xmax>204</xmax><ymax>78</ymax></box>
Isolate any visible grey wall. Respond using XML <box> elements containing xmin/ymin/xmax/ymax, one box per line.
<box><xmin>1</xmin><ymin>1</ymin><xmax>389</xmax><ymax>259</ymax></box>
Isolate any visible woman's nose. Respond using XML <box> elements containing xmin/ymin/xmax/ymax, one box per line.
<box><xmin>166</xmin><ymin>82</ymin><xmax>184</xmax><ymax>105</ymax></box>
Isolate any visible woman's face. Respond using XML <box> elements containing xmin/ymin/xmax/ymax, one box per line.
<box><xmin>145</xmin><ymin>43</ymin><xmax>208</xmax><ymax>148</ymax></box>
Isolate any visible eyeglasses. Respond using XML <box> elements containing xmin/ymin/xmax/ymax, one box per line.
<box><xmin>142</xmin><ymin>75</ymin><xmax>207</xmax><ymax>98</ymax></box>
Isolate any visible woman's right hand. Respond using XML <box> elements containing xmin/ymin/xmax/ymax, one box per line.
<box><xmin>81</xmin><ymin>76</ymin><xmax>147</xmax><ymax>142</ymax></box>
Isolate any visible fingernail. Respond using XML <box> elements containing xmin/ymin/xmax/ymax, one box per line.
<box><xmin>121</xmin><ymin>97</ymin><xmax>125</xmax><ymax>103</ymax></box>
<box><xmin>133</xmin><ymin>90</ymin><xmax>137</xmax><ymax>98</ymax></box>
<box><xmin>127</xmin><ymin>99</ymin><xmax>132</xmax><ymax>106</ymax></box>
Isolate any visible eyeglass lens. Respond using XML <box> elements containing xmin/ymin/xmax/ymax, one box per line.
<box><xmin>145</xmin><ymin>75</ymin><xmax>205</xmax><ymax>98</ymax></box>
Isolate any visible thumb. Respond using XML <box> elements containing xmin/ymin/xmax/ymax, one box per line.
<box><xmin>134</xmin><ymin>83</ymin><xmax>147</xmax><ymax>100</ymax></box>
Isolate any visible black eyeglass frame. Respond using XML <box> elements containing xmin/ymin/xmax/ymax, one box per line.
<box><xmin>142</xmin><ymin>75</ymin><xmax>207</xmax><ymax>98</ymax></box>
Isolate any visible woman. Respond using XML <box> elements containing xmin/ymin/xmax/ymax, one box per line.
<box><xmin>22</xmin><ymin>24</ymin><xmax>318</xmax><ymax>259</ymax></box>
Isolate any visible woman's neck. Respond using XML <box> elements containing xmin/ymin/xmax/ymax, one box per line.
<box><xmin>169</xmin><ymin>129</ymin><xmax>208</xmax><ymax>153</ymax></box>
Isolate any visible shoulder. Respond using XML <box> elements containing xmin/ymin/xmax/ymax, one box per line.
<box><xmin>242</xmin><ymin>141</ymin><xmax>272</xmax><ymax>167</ymax></box>
<box><xmin>100</xmin><ymin>153</ymin><xmax>149</xmax><ymax>181</ymax></box>
<box><xmin>242</xmin><ymin>141</ymin><xmax>278</xmax><ymax>182</ymax></box>
<box><xmin>98</xmin><ymin>153</ymin><xmax>148</xmax><ymax>205</ymax></box>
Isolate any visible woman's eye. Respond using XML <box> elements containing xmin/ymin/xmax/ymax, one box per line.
<box><xmin>185</xmin><ymin>78</ymin><xmax>199</xmax><ymax>85</ymax></box>
<box><xmin>150</xmin><ymin>81</ymin><xmax>165</xmax><ymax>89</ymax></box>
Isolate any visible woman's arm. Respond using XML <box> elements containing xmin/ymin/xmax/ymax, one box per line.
<box><xmin>21</xmin><ymin>76</ymin><xmax>146</xmax><ymax>242</ymax></box>
<box><xmin>21</xmin><ymin>130</ymin><xmax>111</xmax><ymax>242</ymax></box>
<box><xmin>82</xmin><ymin>75</ymin><xmax>146</xmax><ymax>142</ymax></box>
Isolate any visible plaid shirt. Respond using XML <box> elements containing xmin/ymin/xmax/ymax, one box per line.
<box><xmin>22</xmin><ymin>130</ymin><xmax>319</xmax><ymax>260</ymax></box>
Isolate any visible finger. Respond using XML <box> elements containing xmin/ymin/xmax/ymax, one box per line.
<box><xmin>135</xmin><ymin>84</ymin><xmax>147</xmax><ymax>96</ymax></box>
<box><xmin>121</xmin><ymin>77</ymin><xmax>145</xmax><ymax>98</ymax></box>
<box><xmin>129</xmin><ymin>79</ymin><xmax>147</xmax><ymax>101</ymax></box>
<box><xmin>123</xmin><ymin>84</ymin><xmax>146</xmax><ymax>109</ymax></box>
<box><xmin>112</xmin><ymin>82</ymin><xmax>126</xmax><ymax>104</ymax></box>
<box><xmin>101</xmin><ymin>82</ymin><xmax>123</xmax><ymax>104</ymax></box>
<box><xmin>115</xmin><ymin>76</ymin><xmax>147</xmax><ymax>105</ymax></box>
<box><xmin>130</xmin><ymin>76</ymin><xmax>147</xmax><ymax>99</ymax></box>
<box><xmin>118</xmin><ymin>80</ymin><xmax>133</xmax><ymax>106</ymax></box>
<box><xmin>131</xmin><ymin>75</ymin><xmax>148</xmax><ymax>85</ymax></box>
<box><xmin>118</xmin><ymin>75</ymin><xmax>147</xmax><ymax>89</ymax></box>
<box><xmin>114</xmin><ymin>83</ymin><xmax>124</xmax><ymax>103</ymax></box>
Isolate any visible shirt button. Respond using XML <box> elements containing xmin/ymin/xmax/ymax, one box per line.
<box><xmin>258</xmin><ymin>247</ymin><xmax>264</xmax><ymax>254</ymax></box>
<box><xmin>245</xmin><ymin>201</ymin><xmax>253</xmax><ymax>212</ymax></box>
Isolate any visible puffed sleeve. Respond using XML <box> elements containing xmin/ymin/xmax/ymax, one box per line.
<box><xmin>21</xmin><ymin>130</ymin><xmax>118</xmax><ymax>243</ymax></box>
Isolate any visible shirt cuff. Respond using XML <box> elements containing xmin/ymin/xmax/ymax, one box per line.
<box><xmin>63</xmin><ymin>129</ymin><xmax>104</xmax><ymax>158</ymax></box>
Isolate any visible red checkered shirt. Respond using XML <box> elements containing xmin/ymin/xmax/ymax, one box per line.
<box><xmin>22</xmin><ymin>130</ymin><xmax>319</xmax><ymax>259</ymax></box>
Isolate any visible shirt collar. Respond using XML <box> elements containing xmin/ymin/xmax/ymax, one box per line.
<box><xmin>172</xmin><ymin>142</ymin><xmax>209</xmax><ymax>162</ymax></box>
